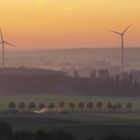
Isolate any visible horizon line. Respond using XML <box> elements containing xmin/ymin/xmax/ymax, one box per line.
<box><xmin>4</xmin><ymin>47</ymin><xmax>140</xmax><ymax>52</ymax></box>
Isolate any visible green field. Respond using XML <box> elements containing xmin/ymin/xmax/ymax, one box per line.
<box><xmin>1</xmin><ymin>112</ymin><xmax>140</xmax><ymax>128</ymax></box>
<box><xmin>0</xmin><ymin>112</ymin><xmax>140</xmax><ymax>140</ymax></box>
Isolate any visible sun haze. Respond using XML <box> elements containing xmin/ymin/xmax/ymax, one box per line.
<box><xmin>0</xmin><ymin>0</ymin><xmax>140</xmax><ymax>50</ymax></box>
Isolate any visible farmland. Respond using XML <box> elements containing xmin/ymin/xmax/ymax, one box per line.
<box><xmin>0</xmin><ymin>95</ymin><xmax>140</xmax><ymax>139</ymax></box>
<box><xmin>0</xmin><ymin>113</ymin><xmax>140</xmax><ymax>140</ymax></box>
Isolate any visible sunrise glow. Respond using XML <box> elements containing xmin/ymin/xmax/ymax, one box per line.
<box><xmin>0</xmin><ymin>0</ymin><xmax>140</xmax><ymax>50</ymax></box>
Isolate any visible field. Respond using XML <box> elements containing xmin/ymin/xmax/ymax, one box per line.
<box><xmin>0</xmin><ymin>95</ymin><xmax>140</xmax><ymax>139</ymax></box>
<box><xmin>0</xmin><ymin>112</ymin><xmax>140</xmax><ymax>140</ymax></box>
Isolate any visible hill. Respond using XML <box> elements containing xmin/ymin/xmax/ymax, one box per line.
<box><xmin>0</xmin><ymin>67</ymin><xmax>139</xmax><ymax>97</ymax></box>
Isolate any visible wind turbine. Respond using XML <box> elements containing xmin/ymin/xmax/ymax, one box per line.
<box><xmin>0</xmin><ymin>28</ymin><xmax>16</xmax><ymax>68</ymax></box>
<box><xmin>109</xmin><ymin>24</ymin><xmax>131</xmax><ymax>71</ymax></box>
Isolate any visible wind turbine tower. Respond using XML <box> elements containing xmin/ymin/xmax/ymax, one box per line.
<box><xmin>109</xmin><ymin>25</ymin><xmax>131</xmax><ymax>71</ymax></box>
<box><xmin>0</xmin><ymin>28</ymin><xmax>16</xmax><ymax>68</ymax></box>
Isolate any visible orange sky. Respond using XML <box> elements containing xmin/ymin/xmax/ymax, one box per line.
<box><xmin>0</xmin><ymin>0</ymin><xmax>140</xmax><ymax>50</ymax></box>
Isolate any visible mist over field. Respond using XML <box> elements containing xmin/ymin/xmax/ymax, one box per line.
<box><xmin>5</xmin><ymin>48</ymin><xmax>140</xmax><ymax>71</ymax></box>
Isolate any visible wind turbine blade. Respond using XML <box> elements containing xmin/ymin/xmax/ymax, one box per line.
<box><xmin>4</xmin><ymin>41</ymin><xmax>16</xmax><ymax>47</ymax></box>
<box><xmin>109</xmin><ymin>30</ymin><xmax>122</xmax><ymax>35</ymax></box>
<box><xmin>0</xmin><ymin>28</ymin><xmax>3</xmax><ymax>41</ymax></box>
<box><xmin>122</xmin><ymin>24</ymin><xmax>132</xmax><ymax>34</ymax></box>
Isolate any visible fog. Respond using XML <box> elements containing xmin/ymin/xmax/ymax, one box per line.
<box><xmin>2</xmin><ymin>48</ymin><xmax>140</xmax><ymax>73</ymax></box>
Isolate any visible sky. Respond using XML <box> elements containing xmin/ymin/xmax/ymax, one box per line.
<box><xmin>0</xmin><ymin>0</ymin><xmax>140</xmax><ymax>50</ymax></box>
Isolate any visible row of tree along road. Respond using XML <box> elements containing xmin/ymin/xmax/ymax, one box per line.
<box><xmin>8</xmin><ymin>101</ymin><xmax>133</xmax><ymax>113</ymax></box>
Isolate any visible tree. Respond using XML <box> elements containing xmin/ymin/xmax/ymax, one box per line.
<box><xmin>126</xmin><ymin>102</ymin><xmax>132</xmax><ymax>112</ymax></box>
<box><xmin>59</xmin><ymin>102</ymin><xmax>65</xmax><ymax>109</ymax></box>
<box><xmin>0</xmin><ymin>121</ymin><xmax>12</xmax><ymax>139</ymax></box>
<box><xmin>78</xmin><ymin>102</ymin><xmax>85</xmax><ymax>112</ymax></box>
<box><xmin>110</xmin><ymin>76</ymin><xmax>115</xmax><ymax>88</ymax></box>
<box><xmin>18</xmin><ymin>102</ymin><xmax>26</xmax><ymax>111</ymax></box>
<box><xmin>34</xmin><ymin>129</ymin><xmax>76</xmax><ymax>140</ymax></box>
<box><xmin>48</xmin><ymin>103</ymin><xmax>55</xmax><ymax>112</ymax></box>
<box><xmin>129</xmin><ymin>73</ymin><xmax>133</xmax><ymax>88</ymax></box>
<box><xmin>13</xmin><ymin>130</ymin><xmax>33</xmax><ymax>140</ymax></box>
<box><xmin>102</xmin><ymin>134</ymin><xmax>123</xmax><ymax>140</ymax></box>
<box><xmin>106</xmin><ymin>102</ymin><xmax>112</xmax><ymax>112</ymax></box>
<box><xmin>96</xmin><ymin>102</ymin><xmax>103</xmax><ymax>112</ymax></box>
<box><xmin>111</xmin><ymin>105</ymin><xmax>117</xmax><ymax>112</ymax></box>
<box><xmin>87</xmin><ymin>102</ymin><xmax>94</xmax><ymax>112</ymax></box>
<box><xmin>28</xmin><ymin>102</ymin><xmax>36</xmax><ymax>111</ymax></box>
<box><xmin>8</xmin><ymin>102</ymin><xmax>16</xmax><ymax>110</ymax></box>
<box><xmin>69</xmin><ymin>102</ymin><xmax>75</xmax><ymax>111</ymax></box>
<box><xmin>39</xmin><ymin>103</ymin><xmax>45</xmax><ymax>110</ymax></box>
<box><xmin>116</xmin><ymin>103</ymin><xmax>122</xmax><ymax>112</ymax></box>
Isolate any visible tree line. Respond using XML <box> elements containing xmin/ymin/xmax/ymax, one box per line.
<box><xmin>8</xmin><ymin>101</ymin><xmax>133</xmax><ymax>113</ymax></box>
<box><xmin>0</xmin><ymin>72</ymin><xmax>139</xmax><ymax>96</ymax></box>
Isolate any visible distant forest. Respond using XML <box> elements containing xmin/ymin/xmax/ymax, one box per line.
<box><xmin>0</xmin><ymin>68</ymin><xmax>139</xmax><ymax>96</ymax></box>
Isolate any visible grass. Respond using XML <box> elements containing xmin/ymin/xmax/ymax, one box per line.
<box><xmin>0</xmin><ymin>112</ymin><xmax>140</xmax><ymax>128</ymax></box>
<box><xmin>0</xmin><ymin>112</ymin><xmax>140</xmax><ymax>140</ymax></box>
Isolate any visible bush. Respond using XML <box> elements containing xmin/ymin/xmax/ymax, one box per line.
<box><xmin>0</xmin><ymin>120</ymin><xmax>13</xmax><ymax>139</ymax></box>
<box><xmin>0</xmin><ymin>120</ymin><xmax>76</xmax><ymax>140</ymax></box>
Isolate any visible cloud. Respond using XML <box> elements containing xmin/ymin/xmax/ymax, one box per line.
<box><xmin>60</xmin><ymin>7</ymin><xmax>72</xmax><ymax>11</ymax></box>
<box><xmin>55</xmin><ymin>7</ymin><xmax>76</xmax><ymax>16</ymax></box>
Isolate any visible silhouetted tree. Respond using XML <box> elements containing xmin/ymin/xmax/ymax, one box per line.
<box><xmin>106</xmin><ymin>102</ymin><xmax>112</xmax><ymax>112</ymax></box>
<box><xmin>69</xmin><ymin>102</ymin><xmax>75</xmax><ymax>111</ymax></box>
<box><xmin>87</xmin><ymin>102</ymin><xmax>94</xmax><ymax>112</ymax></box>
<box><xmin>13</xmin><ymin>130</ymin><xmax>33</xmax><ymax>140</ymax></box>
<box><xmin>39</xmin><ymin>103</ymin><xmax>45</xmax><ymax>110</ymax></box>
<box><xmin>110</xmin><ymin>76</ymin><xmax>115</xmax><ymax>88</ymax></box>
<box><xmin>18</xmin><ymin>102</ymin><xmax>26</xmax><ymax>111</ymax></box>
<box><xmin>34</xmin><ymin>129</ymin><xmax>76</xmax><ymax>140</ymax></box>
<box><xmin>78</xmin><ymin>102</ymin><xmax>85</xmax><ymax>111</ymax></box>
<box><xmin>59</xmin><ymin>102</ymin><xmax>65</xmax><ymax>110</ymax></box>
<box><xmin>48</xmin><ymin>103</ymin><xmax>55</xmax><ymax>112</ymax></box>
<box><xmin>134</xmin><ymin>79</ymin><xmax>139</xmax><ymax>89</ymax></box>
<box><xmin>0</xmin><ymin>120</ymin><xmax>78</xmax><ymax>140</ymax></box>
<box><xmin>116</xmin><ymin>103</ymin><xmax>122</xmax><ymax>112</ymax></box>
<box><xmin>126</xmin><ymin>102</ymin><xmax>132</xmax><ymax>112</ymax></box>
<box><xmin>28</xmin><ymin>102</ymin><xmax>36</xmax><ymax>111</ymax></box>
<box><xmin>0</xmin><ymin>120</ymin><xmax>12</xmax><ymax>139</ymax></box>
<box><xmin>8</xmin><ymin>102</ymin><xmax>16</xmax><ymax>110</ymax></box>
<box><xmin>129</xmin><ymin>73</ymin><xmax>133</xmax><ymax>88</ymax></box>
<box><xmin>96</xmin><ymin>102</ymin><xmax>103</xmax><ymax>112</ymax></box>
<box><xmin>101</xmin><ymin>134</ymin><xmax>123</xmax><ymax>140</ymax></box>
